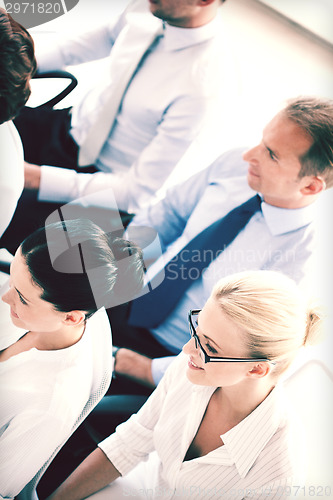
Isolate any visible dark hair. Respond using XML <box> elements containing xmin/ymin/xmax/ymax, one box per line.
<box><xmin>20</xmin><ymin>219</ymin><xmax>144</xmax><ymax>318</ymax></box>
<box><xmin>284</xmin><ymin>96</ymin><xmax>333</xmax><ymax>188</ymax></box>
<box><xmin>0</xmin><ymin>8</ymin><xmax>37</xmax><ymax>124</ymax></box>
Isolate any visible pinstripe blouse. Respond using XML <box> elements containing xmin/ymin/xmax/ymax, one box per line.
<box><xmin>99</xmin><ymin>353</ymin><xmax>305</xmax><ymax>499</ymax></box>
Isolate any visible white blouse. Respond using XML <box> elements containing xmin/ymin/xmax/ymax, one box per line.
<box><xmin>99</xmin><ymin>353</ymin><xmax>306</xmax><ymax>500</ymax></box>
<box><xmin>0</xmin><ymin>121</ymin><xmax>24</xmax><ymax>239</ymax></box>
<box><xmin>0</xmin><ymin>300</ymin><xmax>111</xmax><ymax>499</ymax></box>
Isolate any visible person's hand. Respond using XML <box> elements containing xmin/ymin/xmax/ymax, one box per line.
<box><xmin>114</xmin><ymin>348</ymin><xmax>156</xmax><ymax>388</ymax></box>
<box><xmin>24</xmin><ymin>161</ymin><xmax>41</xmax><ymax>191</ymax></box>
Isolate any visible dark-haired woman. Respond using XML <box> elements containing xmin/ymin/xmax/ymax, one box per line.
<box><xmin>0</xmin><ymin>219</ymin><xmax>144</xmax><ymax>498</ymax></box>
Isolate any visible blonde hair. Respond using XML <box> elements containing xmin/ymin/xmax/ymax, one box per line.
<box><xmin>212</xmin><ymin>270</ymin><xmax>322</xmax><ymax>376</ymax></box>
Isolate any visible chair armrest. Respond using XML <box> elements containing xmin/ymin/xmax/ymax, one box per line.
<box><xmin>33</xmin><ymin>70</ymin><xmax>78</xmax><ymax>108</ymax></box>
<box><xmin>0</xmin><ymin>261</ymin><xmax>10</xmax><ymax>274</ymax></box>
<box><xmin>0</xmin><ymin>248</ymin><xmax>13</xmax><ymax>274</ymax></box>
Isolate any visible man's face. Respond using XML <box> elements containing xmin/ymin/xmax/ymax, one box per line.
<box><xmin>148</xmin><ymin>0</ymin><xmax>200</xmax><ymax>27</ymax></box>
<box><xmin>242</xmin><ymin>112</ymin><xmax>314</xmax><ymax>208</ymax></box>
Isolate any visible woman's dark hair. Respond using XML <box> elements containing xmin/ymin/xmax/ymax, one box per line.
<box><xmin>20</xmin><ymin>219</ymin><xmax>145</xmax><ymax>319</ymax></box>
<box><xmin>0</xmin><ymin>8</ymin><xmax>37</xmax><ymax>124</ymax></box>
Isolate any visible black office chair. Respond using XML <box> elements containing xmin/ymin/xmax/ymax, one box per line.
<box><xmin>31</xmin><ymin>69</ymin><xmax>78</xmax><ymax>108</ymax></box>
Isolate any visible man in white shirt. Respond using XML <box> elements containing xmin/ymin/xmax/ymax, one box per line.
<box><xmin>4</xmin><ymin>0</ymin><xmax>233</xmax><ymax>252</ymax></box>
<box><xmin>105</xmin><ymin>96</ymin><xmax>333</xmax><ymax>401</ymax></box>
<box><xmin>0</xmin><ymin>8</ymin><xmax>36</xmax><ymax>241</ymax></box>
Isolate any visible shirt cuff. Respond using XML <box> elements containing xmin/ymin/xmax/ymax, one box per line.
<box><xmin>98</xmin><ymin>434</ymin><xmax>130</xmax><ymax>477</ymax></box>
<box><xmin>35</xmin><ymin>40</ymin><xmax>65</xmax><ymax>72</ymax></box>
<box><xmin>38</xmin><ymin>165</ymin><xmax>77</xmax><ymax>203</ymax></box>
<box><xmin>151</xmin><ymin>356</ymin><xmax>175</xmax><ymax>385</ymax></box>
<box><xmin>98</xmin><ymin>429</ymin><xmax>143</xmax><ymax>478</ymax></box>
<box><xmin>39</xmin><ymin>165</ymin><xmax>129</xmax><ymax>212</ymax></box>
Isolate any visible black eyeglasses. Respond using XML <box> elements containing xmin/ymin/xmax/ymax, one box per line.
<box><xmin>188</xmin><ymin>309</ymin><xmax>273</xmax><ymax>364</ymax></box>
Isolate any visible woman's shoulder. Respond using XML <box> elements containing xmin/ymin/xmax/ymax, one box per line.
<box><xmin>87</xmin><ymin>307</ymin><xmax>110</xmax><ymax>329</ymax></box>
<box><xmin>244</xmin><ymin>386</ymin><xmax>306</xmax><ymax>488</ymax></box>
<box><xmin>84</xmin><ymin>307</ymin><xmax>112</xmax><ymax>348</ymax></box>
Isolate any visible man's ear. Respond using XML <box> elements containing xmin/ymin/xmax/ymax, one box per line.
<box><xmin>247</xmin><ymin>362</ymin><xmax>271</xmax><ymax>379</ymax></box>
<box><xmin>301</xmin><ymin>176</ymin><xmax>326</xmax><ymax>196</ymax></box>
<box><xmin>63</xmin><ymin>310</ymin><xmax>86</xmax><ymax>327</ymax></box>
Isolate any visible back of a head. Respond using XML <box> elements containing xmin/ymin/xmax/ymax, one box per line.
<box><xmin>212</xmin><ymin>270</ymin><xmax>323</xmax><ymax>376</ymax></box>
<box><xmin>284</xmin><ymin>96</ymin><xmax>333</xmax><ymax>188</ymax></box>
<box><xmin>0</xmin><ymin>8</ymin><xmax>37</xmax><ymax>124</ymax></box>
<box><xmin>21</xmin><ymin>219</ymin><xmax>145</xmax><ymax>317</ymax></box>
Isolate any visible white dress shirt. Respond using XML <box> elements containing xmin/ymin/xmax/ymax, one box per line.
<box><xmin>98</xmin><ymin>353</ymin><xmax>305</xmax><ymax>500</ymax></box>
<box><xmin>0</xmin><ymin>122</ymin><xmax>24</xmax><ymax>239</ymax></box>
<box><xmin>130</xmin><ymin>148</ymin><xmax>317</xmax><ymax>382</ymax></box>
<box><xmin>36</xmin><ymin>0</ymin><xmax>237</xmax><ymax>212</ymax></box>
<box><xmin>0</xmin><ymin>303</ymin><xmax>111</xmax><ymax>499</ymax></box>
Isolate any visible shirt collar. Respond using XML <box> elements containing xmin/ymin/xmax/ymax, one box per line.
<box><xmin>220</xmin><ymin>385</ymin><xmax>287</xmax><ymax>478</ymax></box>
<box><xmin>162</xmin><ymin>17</ymin><xmax>219</xmax><ymax>51</ymax></box>
<box><xmin>260</xmin><ymin>199</ymin><xmax>315</xmax><ymax>236</ymax></box>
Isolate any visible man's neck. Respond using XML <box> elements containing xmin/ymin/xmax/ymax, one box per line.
<box><xmin>163</xmin><ymin>4</ymin><xmax>219</xmax><ymax>29</ymax></box>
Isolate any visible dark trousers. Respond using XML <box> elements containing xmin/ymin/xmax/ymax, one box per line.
<box><xmin>14</xmin><ymin>105</ymin><xmax>78</xmax><ymax>168</ymax></box>
<box><xmin>106</xmin><ymin>302</ymin><xmax>175</xmax><ymax>394</ymax></box>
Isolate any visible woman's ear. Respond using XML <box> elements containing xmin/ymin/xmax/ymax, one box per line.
<box><xmin>63</xmin><ymin>310</ymin><xmax>86</xmax><ymax>327</ymax></box>
<box><xmin>247</xmin><ymin>362</ymin><xmax>271</xmax><ymax>378</ymax></box>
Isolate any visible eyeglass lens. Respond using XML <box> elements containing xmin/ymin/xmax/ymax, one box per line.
<box><xmin>191</xmin><ymin>312</ymin><xmax>206</xmax><ymax>361</ymax></box>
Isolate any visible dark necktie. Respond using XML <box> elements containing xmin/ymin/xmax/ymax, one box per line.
<box><xmin>129</xmin><ymin>194</ymin><xmax>262</xmax><ymax>328</ymax></box>
<box><xmin>79</xmin><ymin>24</ymin><xmax>165</xmax><ymax>166</ymax></box>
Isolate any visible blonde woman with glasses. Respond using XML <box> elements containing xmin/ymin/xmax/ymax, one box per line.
<box><xmin>48</xmin><ymin>270</ymin><xmax>322</xmax><ymax>500</ymax></box>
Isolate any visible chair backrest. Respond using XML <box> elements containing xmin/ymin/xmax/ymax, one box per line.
<box><xmin>16</xmin><ymin>309</ymin><xmax>113</xmax><ymax>500</ymax></box>
<box><xmin>32</xmin><ymin>71</ymin><xmax>78</xmax><ymax>109</ymax></box>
